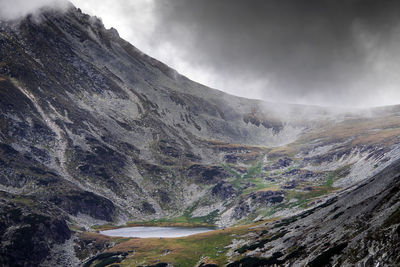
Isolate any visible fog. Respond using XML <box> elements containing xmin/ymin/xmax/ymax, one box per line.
<box><xmin>0</xmin><ymin>0</ymin><xmax>70</xmax><ymax>20</ymax></box>
<box><xmin>2</xmin><ymin>0</ymin><xmax>400</xmax><ymax>107</ymax></box>
<box><xmin>72</xmin><ymin>0</ymin><xmax>400</xmax><ymax>108</ymax></box>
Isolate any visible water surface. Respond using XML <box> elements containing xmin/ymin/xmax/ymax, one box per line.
<box><xmin>100</xmin><ymin>226</ymin><xmax>215</xmax><ymax>238</ymax></box>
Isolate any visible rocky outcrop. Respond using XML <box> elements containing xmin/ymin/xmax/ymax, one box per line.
<box><xmin>212</xmin><ymin>181</ymin><xmax>237</xmax><ymax>199</ymax></box>
<box><xmin>48</xmin><ymin>191</ymin><xmax>116</xmax><ymax>221</ymax></box>
<box><xmin>229</xmin><ymin>159</ymin><xmax>400</xmax><ymax>266</ymax></box>
<box><xmin>250</xmin><ymin>190</ymin><xmax>285</xmax><ymax>204</ymax></box>
<box><xmin>0</xmin><ymin>192</ymin><xmax>71</xmax><ymax>267</ymax></box>
<box><xmin>188</xmin><ymin>164</ymin><xmax>230</xmax><ymax>184</ymax></box>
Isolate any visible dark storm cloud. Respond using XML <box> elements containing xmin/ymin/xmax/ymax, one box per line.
<box><xmin>152</xmin><ymin>0</ymin><xmax>400</xmax><ymax>106</ymax></box>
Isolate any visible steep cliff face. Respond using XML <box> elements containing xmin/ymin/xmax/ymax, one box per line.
<box><xmin>0</xmin><ymin>6</ymin><xmax>305</xmax><ymax>223</ymax></box>
<box><xmin>1</xmin><ymin>4</ymin><xmax>400</xmax><ymax>266</ymax></box>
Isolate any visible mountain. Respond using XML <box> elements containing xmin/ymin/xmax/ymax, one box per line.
<box><xmin>226</xmin><ymin>157</ymin><xmax>400</xmax><ymax>266</ymax></box>
<box><xmin>0</xmin><ymin>3</ymin><xmax>400</xmax><ymax>266</ymax></box>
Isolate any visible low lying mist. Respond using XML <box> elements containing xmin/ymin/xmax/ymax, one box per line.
<box><xmin>0</xmin><ymin>0</ymin><xmax>70</xmax><ymax>21</ymax></box>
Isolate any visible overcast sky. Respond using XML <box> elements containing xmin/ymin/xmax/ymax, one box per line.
<box><xmin>2</xmin><ymin>0</ymin><xmax>400</xmax><ymax>107</ymax></box>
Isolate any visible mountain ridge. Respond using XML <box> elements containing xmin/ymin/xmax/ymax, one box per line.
<box><xmin>0</xmin><ymin>4</ymin><xmax>400</xmax><ymax>266</ymax></box>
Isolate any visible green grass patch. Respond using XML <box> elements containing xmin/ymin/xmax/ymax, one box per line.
<box><xmin>222</xmin><ymin>164</ymin><xmax>242</xmax><ymax>179</ymax></box>
<box><xmin>243</xmin><ymin>160</ymin><xmax>263</xmax><ymax>179</ymax></box>
<box><xmin>226</xmin><ymin>153</ymin><xmax>272</xmax><ymax>194</ymax></box>
<box><xmin>324</xmin><ymin>173</ymin><xmax>335</xmax><ymax>187</ymax></box>
<box><xmin>384</xmin><ymin>207</ymin><xmax>400</xmax><ymax>227</ymax></box>
<box><xmin>109</xmin><ymin>224</ymin><xmax>254</xmax><ymax>267</ymax></box>
<box><xmin>12</xmin><ymin>197</ymin><xmax>34</xmax><ymax>206</ymax></box>
<box><xmin>241</xmin><ymin>178</ymin><xmax>278</xmax><ymax>195</ymax></box>
<box><xmin>144</xmin><ymin>209</ymin><xmax>219</xmax><ymax>227</ymax></box>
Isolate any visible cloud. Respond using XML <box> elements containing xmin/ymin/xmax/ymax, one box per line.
<box><xmin>69</xmin><ymin>0</ymin><xmax>156</xmax><ymax>58</ymax></box>
<box><xmin>3</xmin><ymin>0</ymin><xmax>400</xmax><ymax>107</ymax></box>
<box><xmin>0</xmin><ymin>0</ymin><xmax>70</xmax><ymax>21</ymax></box>
<box><xmin>148</xmin><ymin>0</ymin><xmax>400</xmax><ymax>107</ymax></box>
<box><xmin>69</xmin><ymin>0</ymin><xmax>400</xmax><ymax>107</ymax></box>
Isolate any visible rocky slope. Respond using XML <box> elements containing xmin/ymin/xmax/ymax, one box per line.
<box><xmin>226</xmin><ymin>156</ymin><xmax>400</xmax><ymax>266</ymax></box>
<box><xmin>0</xmin><ymin>3</ymin><xmax>400</xmax><ymax>266</ymax></box>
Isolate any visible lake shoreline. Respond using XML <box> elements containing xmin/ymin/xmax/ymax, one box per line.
<box><xmin>93</xmin><ymin>221</ymin><xmax>217</xmax><ymax>231</ymax></box>
<box><xmin>99</xmin><ymin>226</ymin><xmax>216</xmax><ymax>238</ymax></box>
